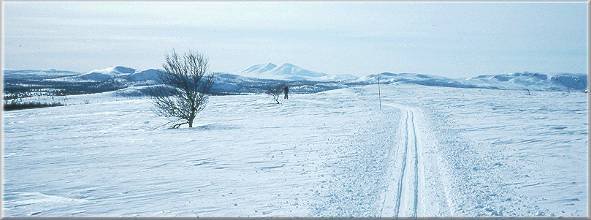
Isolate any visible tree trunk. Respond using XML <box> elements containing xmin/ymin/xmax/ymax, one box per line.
<box><xmin>188</xmin><ymin>116</ymin><xmax>195</xmax><ymax>128</ymax></box>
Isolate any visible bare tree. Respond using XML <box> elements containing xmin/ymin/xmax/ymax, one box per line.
<box><xmin>150</xmin><ymin>50</ymin><xmax>214</xmax><ymax>128</ymax></box>
<box><xmin>266</xmin><ymin>85</ymin><xmax>284</xmax><ymax>104</ymax></box>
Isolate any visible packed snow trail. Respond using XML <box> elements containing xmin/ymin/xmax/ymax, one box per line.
<box><xmin>394</xmin><ymin>111</ymin><xmax>419</xmax><ymax>217</ymax></box>
<box><xmin>380</xmin><ymin>105</ymin><xmax>422</xmax><ymax>217</ymax></box>
<box><xmin>377</xmin><ymin>84</ymin><xmax>587</xmax><ymax>217</ymax></box>
<box><xmin>378</xmin><ymin>101</ymin><xmax>453</xmax><ymax>217</ymax></box>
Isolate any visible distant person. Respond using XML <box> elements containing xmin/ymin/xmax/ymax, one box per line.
<box><xmin>283</xmin><ymin>86</ymin><xmax>289</xmax><ymax>99</ymax></box>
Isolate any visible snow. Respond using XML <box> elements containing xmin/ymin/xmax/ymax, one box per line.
<box><xmin>91</xmin><ymin>66</ymin><xmax>136</xmax><ymax>75</ymax></box>
<box><xmin>359</xmin><ymin>72</ymin><xmax>477</xmax><ymax>89</ymax></box>
<box><xmin>241</xmin><ymin>63</ymin><xmax>355</xmax><ymax>82</ymax></box>
<box><xmin>3</xmin><ymin>83</ymin><xmax>587</xmax><ymax>217</ymax></box>
<box><xmin>550</xmin><ymin>73</ymin><xmax>588</xmax><ymax>90</ymax></box>
<box><xmin>3</xmin><ymin>69</ymin><xmax>80</xmax><ymax>80</ymax></box>
<box><xmin>243</xmin><ymin>63</ymin><xmax>277</xmax><ymax>73</ymax></box>
<box><xmin>9</xmin><ymin>65</ymin><xmax>585</xmax><ymax>94</ymax></box>
<box><xmin>75</xmin><ymin>66</ymin><xmax>136</xmax><ymax>81</ymax></box>
<box><xmin>270</xmin><ymin>63</ymin><xmax>326</xmax><ymax>78</ymax></box>
<box><xmin>3</xmin><ymin>88</ymin><xmax>398</xmax><ymax>216</ymax></box>
<box><xmin>467</xmin><ymin>72</ymin><xmax>588</xmax><ymax>91</ymax></box>
<box><xmin>377</xmin><ymin>84</ymin><xmax>587</xmax><ymax>216</ymax></box>
<box><xmin>358</xmin><ymin>72</ymin><xmax>588</xmax><ymax>92</ymax></box>
<box><xmin>127</xmin><ymin>69</ymin><xmax>164</xmax><ymax>82</ymax></box>
<box><xmin>70</xmin><ymin>66</ymin><xmax>163</xmax><ymax>82</ymax></box>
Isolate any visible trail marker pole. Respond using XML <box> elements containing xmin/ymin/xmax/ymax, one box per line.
<box><xmin>378</xmin><ymin>75</ymin><xmax>382</xmax><ymax>111</ymax></box>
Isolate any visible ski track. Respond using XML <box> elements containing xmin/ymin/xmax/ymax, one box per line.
<box><xmin>394</xmin><ymin>111</ymin><xmax>419</xmax><ymax>217</ymax></box>
<box><xmin>393</xmin><ymin>112</ymin><xmax>410</xmax><ymax>217</ymax></box>
<box><xmin>378</xmin><ymin>84</ymin><xmax>587</xmax><ymax>217</ymax></box>
<box><xmin>380</xmin><ymin>104</ymin><xmax>426</xmax><ymax>217</ymax></box>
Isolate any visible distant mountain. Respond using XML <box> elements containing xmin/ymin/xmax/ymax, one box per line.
<box><xmin>127</xmin><ymin>69</ymin><xmax>165</xmax><ymax>82</ymax></box>
<box><xmin>241</xmin><ymin>63</ymin><xmax>356</xmax><ymax>81</ymax></box>
<box><xmin>268</xmin><ymin>63</ymin><xmax>326</xmax><ymax>78</ymax></box>
<box><xmin>551</xmin><ymin>73</ymin><xmax>587</xmax><ymax>90</ymax></box>
<box><xmin>5</xmin><ymin>66</ymin><xmax>586</xmax><ymax>94</ymax></box>
<box><xmin>3</xmin><ymin>69</ymin><xmax>80</xmax><ymax>80</ymax></box>
<box><xmin>357</xmin><ymin>72</ymin><xmax>480</xmax><ymax>89</ymax></box>
<box><xmin>354</xmin><ymin>71</ymin><xmax>588</xmax><ymax>92</ymax></box>
<box><xmin>243</xmin><ymin>63</ymin><xmax>277</xmax><ymax>74</ymax></box>
<box><xmin>77</xmin><ymin>66</ymin><xmax>136</xmax><ymax>81</ymax></box>
<box><xmin>467</xmin><ymin>72</ymin><xmax>588</xmax><ymax>91</ymax></box>
<box><xmin>65</xmin><ymin>66</ymin><xmax>164</xmax><ymax>83</ymax></box>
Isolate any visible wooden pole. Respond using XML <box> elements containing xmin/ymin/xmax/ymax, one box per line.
<box><xmin>378</xmin><ymin>75</ymin><xmax>382</xmax><ymax>111</ymax></box>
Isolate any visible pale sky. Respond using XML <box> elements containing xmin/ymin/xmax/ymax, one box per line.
<box><xmin>3</xmin><ymin>1</ymin><xmax>588</xmax><ymax>78</ymax></box>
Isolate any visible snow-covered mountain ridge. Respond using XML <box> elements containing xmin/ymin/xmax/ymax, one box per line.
<box><xmin>359</xmin><ymin>71</ymin><xmax>587</xmax><ymax>91</ymax></box>
<box><xmin>241</xmin><ymin>63</ymin><xmax>357</xmax><ymax>81</ymax></box>
<box><xmin>4</xmin><ymin>65</ymin><xmax>587</xmax><ymax>92</ymax></box>
<box><xmin>467</xmin><ymin>72</ymin><xmax>587</xmax><ymax>91</ymax></box>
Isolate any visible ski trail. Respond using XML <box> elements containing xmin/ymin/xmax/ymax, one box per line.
<box><xmin>379</xmin><ymin>109</ymin><xmax>404</xmax><ymax>217</ymax></box>
<box><xmin>393</xmin><ymin>111</ymin><xmax>409</xmax><ymax>217</ymax></box>
<box><xmin>411</xmin><ymin>113</ymin><xmax>419</xmax><ymax>216</ymax></box>
<box><xmin>395</xmin><ymin>111</ymin><xmax>419</xmax><ymax>217</ymax></box>
<box><xmin>380</xmin><ymin>104</ymin><xmax>425</xmax><ymax>217</ymax></box>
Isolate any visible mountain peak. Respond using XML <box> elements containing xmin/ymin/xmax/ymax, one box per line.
<box><xmin>88</xmin><ymin>66</ymin><xmax>136</xmax><ymax>75</ymax></box>
<box><xmin>243</xmin><ymin>63</ymin><xmax>277</xmax><ymax>73</ymax></box>
<box><xmin>278</xmin><ymin>63</ymin><xmax>297</xmax><ymax>68</ymax></box>
<box><xmin>240</xmin><ymin>62</ymin><xmax>328</xmax><ymax>80</ymax></box>
<box><xmin>273</xmin><ymin>63</ymin><xmax>305</xmax><ymax>75</ymax></box>
<box><xmin>111</xmin><ymin>66</ymin><xmax>136</xmax><ymax>74</ymax></box>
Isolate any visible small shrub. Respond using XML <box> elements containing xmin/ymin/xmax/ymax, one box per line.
<box><xmin>3</xmin><ymin>92</ymin><xmax>32</xmax><ymax>100</ymax></box>
<box><xmin>265</xmin><ymin>85</ymin><xmax>284</xmax><ymax>104</ymax></box>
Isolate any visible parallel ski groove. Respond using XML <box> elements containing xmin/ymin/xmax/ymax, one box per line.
<box><xmin>411</xmin><ymin>112</ymin><xmax>419</xmax><ymax>217</ymax></box>
<box><xmin>393</xmin><ymin>111</ymin><xmax>409</xmax><ymax>217</ymax></box>
<box><xmin>394</xmin><ymin>110</ymin><xmax>419</xmax><ymax>217</ymax></box>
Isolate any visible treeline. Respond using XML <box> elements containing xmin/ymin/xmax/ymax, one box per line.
<box><xmin>3</xmin><ymin>99</ymin><xmax>64</xmax><ymax>111</ymax></box>
<box><xmin>3</xmin><ymin>79</ymin><xmax>128</xmax><ymax>111</ymax></box>
<box><xmin>4</xmin><ymin>78</ymin><xmax>128</xmax><ymax>97</ymax></box>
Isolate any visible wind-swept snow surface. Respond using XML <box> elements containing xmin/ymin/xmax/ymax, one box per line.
<box><xmin>3</xmin><ymin>84</ymin><xmax>587</xmax><ymax>217</ymax></box>
<box><xmin>4</xmin><ymin>87</ymin><xmax>404</xmax><ymax>216</ymax></box>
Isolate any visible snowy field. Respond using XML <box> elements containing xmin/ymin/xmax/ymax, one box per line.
<box><xmin>2</xmin><ymin>84</ymin><xmax>588</xmax><ymax>217</ymax></box>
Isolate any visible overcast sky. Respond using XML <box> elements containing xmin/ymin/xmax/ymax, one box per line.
<box><xmin>3</xmin><ymin>2</ymin><xmax>588</xmax><ymax>78</ymax></box>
